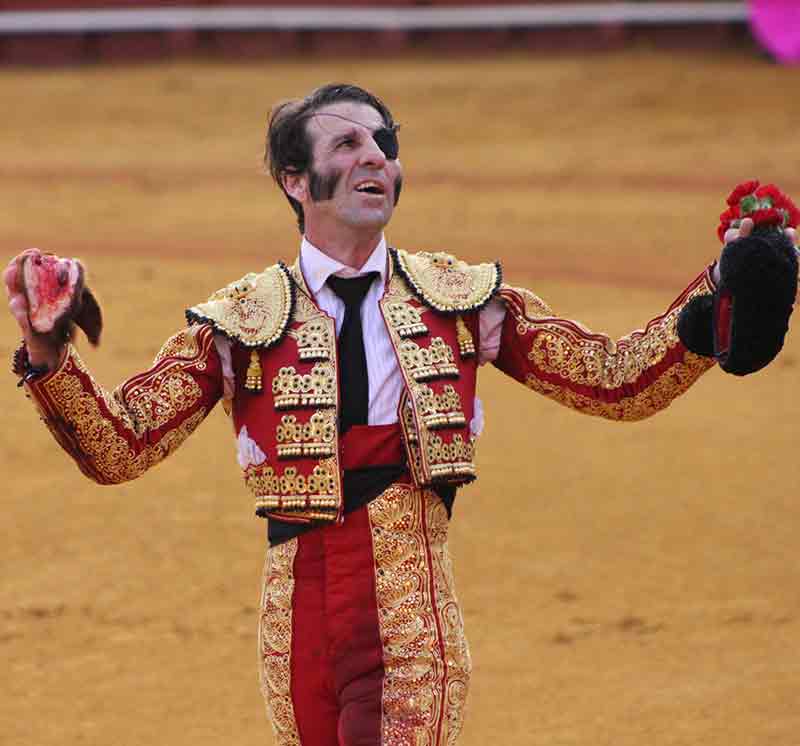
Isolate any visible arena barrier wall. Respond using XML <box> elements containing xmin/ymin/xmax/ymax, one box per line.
<box><xmin>0</xmin><ymin>2</ymin><xmax>751</xmax><ymax>64</ymax></box>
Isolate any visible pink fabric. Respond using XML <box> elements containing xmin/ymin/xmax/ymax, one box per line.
<box><xmin>750</xmin><ymin>0</ymin><xmax>800</xmax><ymax>64</ymax></box>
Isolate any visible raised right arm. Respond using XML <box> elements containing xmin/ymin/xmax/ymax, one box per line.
<box><xmin>6</xmin><ymin>250</ymin><xmax>222</xmax><ymax>484</ymax></box>
<box><xmin>18</xmin><ymin>325</ymin><xmax>223</xmax><ymax>484</ymax></box>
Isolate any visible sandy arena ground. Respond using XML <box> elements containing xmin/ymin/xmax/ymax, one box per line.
<box><xmin>2</xmin><ymin>50</ymin><xmax>800</xmax><ymax>746</ymax></box>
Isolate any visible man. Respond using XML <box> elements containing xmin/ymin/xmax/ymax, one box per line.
<box><xmin>4</xmin><ymin>83</ymin><xmax>790</xmax><ymax>746</ymax></box>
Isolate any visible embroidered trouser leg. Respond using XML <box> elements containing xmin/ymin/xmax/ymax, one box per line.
<box><xmin>258</xmin><ymin>484</ymin><xmax>472</xmax><ymax>746</ymax></box>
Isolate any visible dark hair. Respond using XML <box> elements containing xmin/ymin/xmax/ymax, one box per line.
<box><xmin>265</xmin><ymin>83</ymin><xmax>395</xmax><ymax>233</ymax></box>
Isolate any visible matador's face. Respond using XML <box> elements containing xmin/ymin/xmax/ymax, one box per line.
<box><xmin>288</xmin><ymin>101</ymin><xmax>403</xmax><ymax>240</ymax></box>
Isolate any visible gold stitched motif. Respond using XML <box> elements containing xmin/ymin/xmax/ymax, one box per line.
<box><xmin>153</xmin><ymin>327</ymin><xmax>202</xmax><ymax>363</ymax></box>
<box><xmin>384</xmin><ymin>300</ymin><xmax>429</xmax><ymax>339</ymax></box>
<box><xmin>500</xmin><ymin>283</ymin><xmax>553</xmax><ymax>319</ymax></box>
<box><xmin>288</xmin><ymin>317</ymin><xmax>333</xmax><ymax>361</ymax></box>
<box><xmin>513</xmin><ymin>281</ymin><xmax>710</xmax><ymax>390</ymax></box>
<box><xmin>271</xmin><ymin>362</ymin><xmax>336</xmax><ymax>410</ymax></box>
<box><xmin>123</xmin><ymin>370</ymin><xmax>202</xmax><ymax>435</ymax></box>
<box><xmin>245</xmin><ymin>349</ymin><xmax>264</xmax><ymax>392</ymax></box>
<box><xmin>258</xmin><ymin>538</ymin><xmax>301</xmax><ymax>746</ymax></box>
<box><xmin>455</xmin><ymin>315</ymin><xmax>475</xmax><ymax>359</ymax></box>
<box><xmin>525</xmin><ymin>354</ymin><xmax>714</xmax><ymax>422</ymax></box>
<box><xmin>186</xmin><ymin>263</ymin><xmax>293</xmax><ymax>349</ymax></box>
<box><xmin>398</xmin><ymin>338</ymin><xmax>459</xmax><ymax>382</ymax></box>
<box><xmin>41</xmin><ymin>351</ymin><xmax>206</xmax><ymax>483</ymax></box>
<box><xmin>426</xmin><ymin>433</ymin><xmax>476</xmax><ymax>480</ymax></box>
<box><xmin>393</xmin><ymin>248</ymin><xmax>501</xmax><ymax>313</ymax></box>
<box><xmin>275</xmin><ymin>410</ymin><xmax>336</xmax><ymax>459</ymax></box>
<box><xmin>413</xmin><ymin>384</ymin><xmax>466</xmax><ymax>430</ymax></box>
<box><xmin>246</xmin><ymin>457</ymin><xmax>340</xmax><ymax>517</ymax></box>
<box><xmin>368</xmin><ymin>485</ymin><xmax>471</xmax><ymax>746</ymax></box>
<box><xmin>114</xmin><ymin>327</ymin><xmax>213</xmax><ymax>434</ymax></box>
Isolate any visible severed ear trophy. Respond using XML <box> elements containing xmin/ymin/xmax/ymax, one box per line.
<box><xmin>14</xmin><ymin>249</ymin><xmax>102</xmax><ymax>346</ymax></box>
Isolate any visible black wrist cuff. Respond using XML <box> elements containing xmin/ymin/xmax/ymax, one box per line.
<box><xmin>11</xmin><ymin>341</ymin><xmax>50</xmax><ymax>387</ymax></box>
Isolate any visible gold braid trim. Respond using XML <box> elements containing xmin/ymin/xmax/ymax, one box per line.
<box><xmin>392</xmin><ymin>248</ymin><xmax>501</xmax><ymax>314</ymax></box>
<box><xmin>368</xmin><ymin>485</ymin><xmax>471</xmax><ymax>746</ymax></box>
<box><xmin>41</xmin><ymin>351</ymin><xmax>206</xmax><ymax>483</ymax></box>
<box><xmin>525</xmin><ymin>354</ymin><xmax>714</xmax><ymax>422</ymax></box>
<box><xmin>186</xmin><ymin>262</ymin><xmax>294</xmax><ymax>349</ymax></box>
<box><xmin>500</xmin><ymin>269</ymin><xmax>718</xmax><ymax>422</ymax></box>
<box><xmin>117</xmin><ymin>326</ymin><xmax>211</xmax><ymax>436</ymax></box>
<box><xmin>502</xmin><ymin>272</ymin><xmax>715</xmax><ymax>390</ymax></box>
<box><xmin>258</xmin><ymin>539</ymin><xmax>301</xmax><ymax>746</ymax></box>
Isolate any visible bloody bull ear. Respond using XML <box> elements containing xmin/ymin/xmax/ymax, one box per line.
<box><xmin>73</xmin><ymin>286</ymin><xmax>103</xmax><ymax>346</ymax></box>
<box><xmin>16</xmin><ymin>250</ymin><xmax>103</xmax><ymax>347</ymax></box>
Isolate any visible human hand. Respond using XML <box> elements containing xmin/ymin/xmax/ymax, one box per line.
<box><xmin>714</xmin><ymin>218</ymin><xmax>799</xmax><ymax>285</ymax></box>
<box><xmin>4</xmin><ymin>249</ymin><xmax>80</xmax><ymax>369</ymax></box>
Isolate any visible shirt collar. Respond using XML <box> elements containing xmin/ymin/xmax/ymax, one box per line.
<box><xmin>299</xmin><ymin>235</ymin><xmax>388</xmax><ymax>296</ymax></box>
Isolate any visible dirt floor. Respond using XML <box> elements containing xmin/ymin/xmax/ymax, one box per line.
<box><xmin>2</xmin><ymin>49</ymin><xmax>800</xmax><ymax>746</ymax></box>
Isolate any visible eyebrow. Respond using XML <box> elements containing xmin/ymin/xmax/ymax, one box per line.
<box><xmin>330</xmin><ymin>128</ymin><xmax>360</xmax><ymax>146</ymax></box>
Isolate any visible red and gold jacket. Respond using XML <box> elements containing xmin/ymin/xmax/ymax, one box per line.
<box><xmin>23</xmin><ymin>249</ymin><xmax>717</xmax><ymax>523</ymax></box>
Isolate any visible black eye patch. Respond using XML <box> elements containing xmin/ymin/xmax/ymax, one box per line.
<box><xmin>373</xmin><ymin>127</ymin><xmax>399</xmax><ymax>160</ymax></box>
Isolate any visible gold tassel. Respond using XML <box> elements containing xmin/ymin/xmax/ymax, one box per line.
<box><xmin>245</xmin><ymin>349</ymin><xmax>263</xmax><ymax>392</ymax></box>
<box><xmin>456</xmin><ymin>315</ymin><xmax>476</xmax><ymax>358</ymax></box>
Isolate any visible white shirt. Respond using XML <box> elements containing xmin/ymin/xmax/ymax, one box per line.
<box><xmin>299</xmin><ymin>235</ymin><xmax>506</xmax><ymax>426</ymax></box>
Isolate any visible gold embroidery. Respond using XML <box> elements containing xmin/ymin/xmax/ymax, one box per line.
<box><xmin>368</xmin><ymin>485</ymin><xmax>471</xmax><ymax>746</ymax></box>
<box><xmin>515</xmin><ymin>281</ymin><xmax>710</xmax><ymax>390</ymax></box>
<box><xmin>426</xmin><ymin>433</ymin><xmax>476</xmax><ymax>480</ymax></box>
<box><xmin>271</xmin><ymin>362</ymin><xmax>336</xmax><ymax>410</ymax></box>
<box><xmin>289</xmin><ymin>260</ymin><xmax>310</xmax><ymax>299</ymax></box>
<box><xmin>116</xmin><ymin>326</ymin><xmax>213</xmax><ymax>434</ymax></box>
<box><xmin>525</xmin><ymin>354</ymin><xmax>714</xmax><ymax>422</ymax></box>
<box><xmin>258</xmin><ymin>538</ymin><xmax>301</xmax><ymax>746</ymax></box>
<box><xmin>398</xmin><ymin>338</ymin><xmax>459</xmax><ymax>382</ymax></box>
<box><xmin>384</xmin><ymin>300</ymin><xmax>429</xmax><ymax>339</ymax></box>
<box><xmin>383</xmin><ymin>281</ymin><xmax>478</xmax><ymax>487</ymax></box>
<box><xmin>187</xmin><ymin>263</ymin><xmax>293</xmax><ymax>349</ymax></box>
<box><xmin>41</xmin><ymin>351</ymin><xmax>206</xmax><ymax>483</ymax></box>
<box><xmin>393</xmin><ymin>248</ymin><xmax>501</xmax><ymax>313</ymax></box>
<box><xmin>414</xmin><ymin>384</ymin><xmax>466</xmax><ymax>430</ymax></box>
<box><xmin>275</xmin><ymin>410</ymin><xmax>336</xmax><ymax>459</ymax></box>
<box><xmin>245</xmin><ymin>349</ymin><xmax>263</xmax><ymax>392</ymax></box>
<box><xmin>288</xmin><ymin>317</ymin><xmax>333</xmax><ymax>361</ymax></box>
<box><xmin>123</xmin><ymin>370</ymin><xmax>202</xmax><ymax>435</ymax></box>
<box><xmin>500</xmin><ymin>283</ymin><xmax>553</xmax><ymax>319</ymax></box>
<box><xmin>246</xmin><ymin>457</ymin><xmax>340</xmax><ymax>518</ymax></box>
<box><xmin>455</xmin><ymin>315</ymin><xmax>475</xmax><ymax>359</ymax></box>
<box><xmin>153</xmin><ymin>327</ymin><xmax>201</xmax><ymax>363</ymax></box>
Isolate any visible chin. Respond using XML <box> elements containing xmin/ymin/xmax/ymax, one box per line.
<box><xmin>342</xmin><ymin>207</ymin><xmax>393</xmax><ymax>231</ymax></box>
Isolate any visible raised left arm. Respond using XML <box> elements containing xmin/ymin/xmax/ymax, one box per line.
<box><xmin>492</xmin><ymin>266</ymin><xmax>718</xmax><ymax>422</ymax></box>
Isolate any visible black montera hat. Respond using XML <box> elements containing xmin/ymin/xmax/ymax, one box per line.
<box><xmin>678</xmin><ymin>230</ymin><xmax>798</xmax><ymax>376</ymax></box>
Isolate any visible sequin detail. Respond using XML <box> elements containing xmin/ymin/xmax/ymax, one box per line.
<box><xmin>43</xmin><ymin>352</ymin><xmax>206</xmax><ymax>484</ymax></box>
<box><xmin>392</xmin><ymin>248</ymin><xmax>501</xmax><ymax>314</ymax></box>
<box><xmin>271</xmin><ymin>362</ymin><xmax>337</xmax><ymax>410</ymax></box>
<box><xmin>186</xmin><ymin>262</ymin><xmax>294</xmax><ymax>349</ymax></box>
<box><xmin>368</xmin><ymin>485</ymin><xmax>471</xmax><ymax>745</ymax></box>
<box><xmin>258</xmin><ymin>538</ymin><xmax>301</xmax><ymax>746</ymax></box>
<box><xmin>246</xmin><ymin>456</ymin><xmax>340</xmax><ymax>519</ymax></box>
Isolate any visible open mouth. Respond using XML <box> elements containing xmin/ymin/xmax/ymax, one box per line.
<box><xmin>354</xmin><ymin>180</ymin><xmax>386</xmax><ymax>196</ymax></box>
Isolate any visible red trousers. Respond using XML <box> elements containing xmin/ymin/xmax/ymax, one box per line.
<box><xmin>258</xmin><ymin>483</ymin><xmax>472</xmax><ymax>746</ymax></box>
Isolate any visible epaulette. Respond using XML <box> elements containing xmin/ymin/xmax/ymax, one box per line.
<box><xmin>185</xmin><ymin>262</ymin><xmax>295</xmax><ymax>348</ymax></box>
<box><xmin>390</xmin><ymin>248</ymin><xmax>502</xmax><ymax>314</ymax></box>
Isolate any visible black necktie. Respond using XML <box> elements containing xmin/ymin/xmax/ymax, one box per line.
<box><xmin>326</xmin><ymin>272</ymin><xmax>378</xmax><ymax>434</ymax></box>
